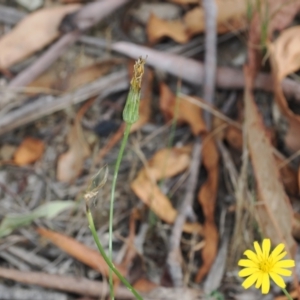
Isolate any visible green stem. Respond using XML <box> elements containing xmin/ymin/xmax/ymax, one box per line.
<box><xmin>282</xmin><ymin>288</ymin><xmax>293</xmax><ymax>300</ymax></box>
<box><xmin>86</xmin><ymin>208</ymin><xmax>143</xmax><ymax>300</ymax></box>
<box><xmin>109</xmin><ymin>122</ymin><xmax>132</xmax><ymax>299</ymax></box>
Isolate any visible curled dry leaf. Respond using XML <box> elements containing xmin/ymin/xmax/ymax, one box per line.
<box><xmin>147</xmin><ymin>13</ymin><xmax>188</xmax><ymax>44</ymax></box>
<box><xmin>195</xmin><ymin>136</ymin><xmax>219</xmax><ymax>282</ymax></box>
<box><xmin>147</xmin><ymin>0</ymin><xmax>248</xmax><ymax>44</ymax></box>
<box><xmin>57</xmin><ymin>102</ymin><xmax>91</xmax><ymax>183</ymax></box>
<box><xmin>37</xmin><ymin>227</ymin><xmax>126</xmax><ymax>279</ymax></box>
<box><xmin>159</xmin><ymin>83</ymin><xmax>207</xmax><ymax>136</ymax></box>
<box><xmin>184</xmin><ymin>0</ymin><xmax>247</xmax><ymax>36</ymax></box>
<box><xmin>14</xmin><ymin>137</ymin><xmax>44</xmax><ymax>166</ymax></box>
<box><xmin>244</xmin><ymin>66</ymin><xmax>296</xmax><ymax>257</ymax></box>
<box><xmin>269</xmin><ymin>26</ymin><xmax>300</xmax><ymax>151</ymax></box>
<box><xmin>0</xmin><ymin>5</ymin><xmax>80</xmax><ymax>69</ymax></box>
<box><xmin>131</xmin><ymin>146</ymin><xmax>203</xmax><ymax>234</ymax></box>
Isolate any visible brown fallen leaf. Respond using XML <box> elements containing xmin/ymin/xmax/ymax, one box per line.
<box><xmin>131</xmin><ymin>146</ymin><xmax>203</xmax><ymax>234</ymax></box>
<box><xmin>269</xmin><ymin>26</ymin><xmax>300</xmax><ymax>151</ymax></box>
<box><xmin>147</xmin><ymin>0</ymin><xmax>249</xmax><ymax>44</ymax></box>
<box><xmin>14</xmin><ymin>137</ymin><xmax>45</xmax><ymax>166</ymax></box>
<box><xmin>244</xmin><ymin>65</ymin><xmax>296</xmax><ymax>257</ymax></box>
<box><xmin>56</xmin><ymin>100</ymin><xmax>91</xmax><ymax>183</ymax></box>
<box><xmin>133</xmin><ymin>278</ymin><xmax>158</xmax><ymax>293</ymax></box>
<box><xmin>224</xmin><ymin>125</ymin><xmax>243</xmax><ymax>151</ymax></box>
<box><xmin>28</xmin><ymin>60</ymin><xmax>116</xmax><ymax>93</ymax></box>
<box><xmin>195</xmin><ymin>136</ymin><xmax>219</xmax><ymax>282</ymax></box>
<box><xmin>274</xmin><ymin>156</ymin><xmax>298</xmax><ymax>196</ymax></box>
<box><xmin>147</xmin><ymin>13</ymin><xmax>188</xmax><ymax>44</ymax></box>
<box><xmin>159</xmin><ymin>83</ymin><xmax>207</xmax><ymax>136</ymax></box>
<box><xmin>247</xmin><ymin>0</ymin><xmax>300</xmax><ymax>85</ymax></box>
<box><xmin>0</xmin><ymin>5</ymin><xmax>80</xmax><ymax>69</ymax></box>
<box><xmin>37</xmin><ymin>227</ymin><xmax>126</xmax><ymax>279</ymax></box>
<box><xmin>184</xmin><ymin>0</ymin><xmax>247</xmax><ymax>37</ymax></box>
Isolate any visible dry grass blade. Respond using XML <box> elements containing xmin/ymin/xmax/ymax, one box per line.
<box><xmin>244</xmin><ymin>66</ymin><xmax>296</xmax><ymax>257</ymax></box>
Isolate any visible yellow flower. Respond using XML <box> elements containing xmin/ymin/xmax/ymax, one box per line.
<box><xmin>238</xmin><ymin>239</ymin><xmax>295</xmax><ymax>294</ymax></box>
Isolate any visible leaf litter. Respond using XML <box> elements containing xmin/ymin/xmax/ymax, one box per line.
<box><xmin>2</xmin><ymin>0</ymin><xmax>300</xmax><ymax>299</ymax></box>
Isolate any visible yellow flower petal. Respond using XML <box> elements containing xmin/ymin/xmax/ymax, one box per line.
<box><xmin>272</xmin><ymin>267</ymin><xmax>292</xmax><ymax>276</ymax></box>
<box><xmin>274</xmin><ymin>260</ymin><xmax>295</xmax><ymax>268</ymax></box>
<box><xmin>238</xmin><ymin>259</ymin><xmax>258</xmax><ymax>268</ymax></box>
<box><xmin>242</xmin><ymin>272</ymin><xmax>260</xmax><ymax>289</ymax></box>
<box><xmin>254</xmin><ymin>241</ymin><xmax>263</xmax><ymax>260</ymax></box>
<box><xmin>239</xmin><ymin>268</ymin><xmax>259</xmax><ymax>277</ymax></box>
<box><xmin>270</xmin><ymin>243</ymin><xmax>285</xmax><ymax>258</ymax></box>
<box><xmin>261</xmin><ymin>273</ymin><xmax>270</xmax><ymax>294</ymax></box>
<box><xmin>269</xmin><ymin>272</ymin><xmax>286</xmax><ymax>288</ymax></box>
<box><xmin>272</xmin><ymin>251</ymin><xmax>287</xmax><ymax>263</ymax></box>
<box><xmin>262</xmin><ymin>239</ymin><xmax>271</xmax><ymax>259</ymax></box>
<box><xmin>244</xmin><ymin>250</ymin><xmax>259</xmax><ymax>263</ymax></box>
<box><xmin>255</xmin><ymin>271</ymin><xmax>263</xmax><ymax>289</ymax></box>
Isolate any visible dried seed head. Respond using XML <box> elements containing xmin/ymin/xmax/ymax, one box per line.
<box><xmin>123</xmin><ymin>56</ymin><xmax>147</xmax><ymax>124</ymax></box>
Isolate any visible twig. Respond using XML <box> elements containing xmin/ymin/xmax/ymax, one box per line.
<box><xmin>0</xmin><ymin>70</ymin><xmax>128</xmax><ymax>135</ymax></box>
<box><xmin>0</xmin><ymin>284</ymin><xmax>67</xmax><ymax>300</ymax></box>
<box><xmin>79</xmin><ymin>38</ymin><xmax>300</xmax><ymax>101</ymax></box>
<box><xmin>202</xmin><ymin>0</ymin><xmax>217</xmax><ymax>130</ymax></box>
<box><xmin>167</xmin><ymin>137</ymin><xmax>202</xmax><ymax>287</ymax></box>
<box><xmin>0</xmin><ymin>267</ymin><xmax>133</xmax><ymax>299</ymax></box>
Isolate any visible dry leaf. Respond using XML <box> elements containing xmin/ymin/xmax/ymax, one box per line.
<box><xmin>244</xmin><ymin>66</ymin><xmax>296</xmax><ymax>257</ymax></box>
<box><xmin>195</xmin><ymin>136</ymin><xmax>219</xmax><ymax>282</ymax></box>
<box><xmin>0</xmin><ymin>5</ymin><xmax>80</xmax><ymax>69</ymax></box>
<box><xmin>29</xmin><ymin>60</ymin><xmax>116</xmax><ymax>93</ymax></box>
<box><xmin>14</xmin><ymin>137</ymin><xmax>44</xmax><ymax>166</ymax></box>
<box><xmin>133</xmin><ymin>278</ymin><xmax>158</xmax><ymax>293</ymax></box>
<box><xmin>269</xmin><ymin>26</ymin><xmax>300</xmax><ymax>151</ymax></box>
<box><xmin>131</xmin><ymin>146</ymin><xmax>203</xmax><ymax>234</ymax></box>
<box><xmin>37</xmin><ymin>227</ymin><xmax>126</xmax><ymax>279</ymax></box>
<box><xmin>159</xmin><ymin>83</ymin><xmax>207</xmax><ymax>136</ymax></box>
<box><xmin>57</xmin><ymin>103</ymin><xmax>91</xmax><ymax>183</ymax></box>
<box><xmin>274</xmin><ymin>156</ymin><xmax>298</xmax><ymax>196</ymax></box>
<box><xmin>224</xmin><ymin>126</ymin><xmax>243</xmax><ymax>151</ymax></box>
<box><xmin>184</xmin><ymin>1</ymin><xmax>247</xmax><ymax>36</ymax></box>
<box><xmin>147</xmin><ymin>0</ymin><xmax>249</xmax><ymax>44</ymax></box>
<box><xmin>147</xmin><ymin>13</ymin><xmax>188</xmax><ymax>44</ymax></box>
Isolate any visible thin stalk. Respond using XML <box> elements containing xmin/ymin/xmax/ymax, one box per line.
<box><xmin>108</xmin><ymin>122</ymin><xmax>131</xmax><ymax>298</ymax></box>
<box><xmin>86</xmin><ymin>208</ymin><xmax>143</xmax><ymax>300</ymax></box>
<box><xmin>282</xmin><ymin>288</ymin><xmax>293</xmax><ymax>300</ymax></box>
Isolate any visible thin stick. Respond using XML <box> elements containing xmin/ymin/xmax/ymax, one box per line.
<box><xmin>167</xmin><ymin>137</ymin><xmax>202</xmax><ymax>286</ymax></box>
<box><xmin>202</xmin><ymin>0</ymin><xmax>217</xmax><ymax>130</ymax></box>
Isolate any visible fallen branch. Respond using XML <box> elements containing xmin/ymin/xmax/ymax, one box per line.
<box><xmin>0</xmin><ymin>267</ymin><xmax>132</xmax><ymax>299</ymax></box>
<box><xmin>80</xmin><ymin>36</ymin><xmax>300</xmax><ymax>101</ymax></box>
